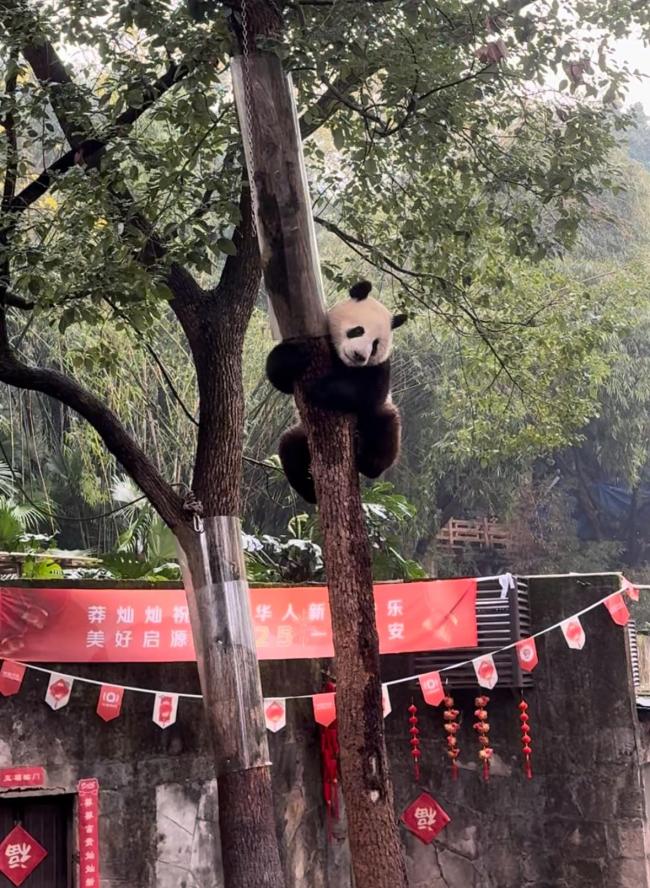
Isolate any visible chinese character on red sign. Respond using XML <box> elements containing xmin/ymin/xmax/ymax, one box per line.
<box><xmin>0</xmin><ymin>825</ymin><xmax>48</xmax><ymax>886</ymax></box>
<box><xmin>78</xmin><ymin>778</ymin><xmax>100</xmax><ymax>888</ymax></box>
<box><xmin>0</xmin><ymin>767</ymin><xmax>46</xmax><ymax>791</ymax></box>
<box><xmin>401</xmin><ymin>792</ymin><xmax>451</xmax><ymax>845</ymax></box>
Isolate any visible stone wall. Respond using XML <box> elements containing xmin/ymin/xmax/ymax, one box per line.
<box><xmin>0</xmin><ymin>574</ymin><xmax>647</xmax><ymax>887</ymax></box>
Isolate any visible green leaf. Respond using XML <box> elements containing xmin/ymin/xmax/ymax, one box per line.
<box><xmin>216</xmin><ymin>238</ymin><xmax>237</xmax><ymax>256</ymax></box>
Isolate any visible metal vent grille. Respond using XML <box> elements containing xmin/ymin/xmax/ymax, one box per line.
<box><xmin>628</xmin><ymin>619</ymin><xmax>640</xmax><ymax>689</ymax></box>
<box><xmin>409</xmin><ymin>576</ymin><xmax>533</xmax><ymax>689</ymax></box>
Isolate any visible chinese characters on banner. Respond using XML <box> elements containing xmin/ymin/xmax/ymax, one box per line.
<box><xmin>400</xmin><ymin>792</ymin><xmax>451</xmax><ymax>844</ymax></box>
<box><xmin>0</xmin><ymin>767</ymin><xmax>46</xmax><ymax>791</ymax></box>
<box><xmin>77</xmin><ymin>779</ymin><xmax>100</xmax><ymax>888</ymax></box>
<box><xmin>0</xmin><ymin>579</ymin><xmax>477</xmax><ymax>663</ymax></box>
<box><xmin>0</xmin><ymin>825</ymin><xmax>48</xmax><ymax>887</ymax></box>
<box><xmin>0</xmin><ymin>661</ymin><xmax>25</xmax><ymax>697</ymax></box>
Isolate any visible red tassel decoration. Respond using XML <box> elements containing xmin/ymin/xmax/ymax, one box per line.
<box><xmin>474</xmin><ymin>694</ymin><xmax>493</xmax><ymax>782</ymax></box>
<box><xmin>443</xmin><ymin>693</ymin><xmax>460</xmax><ymax>780</ymax></box>
<box><xmin>319</xmin><ymin>679</ymin><xmax>339</xmax><ymax>839</ymax></box>
<box><xmin>519</xmin><ymin>696</ymin><xmax>533</xmax><ymax>779</ymax></box>
<box><xmin>408</xmin><ymin>701</ymin><xmax>421</xmax><ymax>782</ymax></box>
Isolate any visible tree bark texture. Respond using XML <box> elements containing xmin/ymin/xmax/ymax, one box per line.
<box><xmin>233</xmin><ymin>47</ymin><xmax>408</xmax><ymax>888</ymax></box>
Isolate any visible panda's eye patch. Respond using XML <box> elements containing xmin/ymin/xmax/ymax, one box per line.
<box><xmin>346</xmin><ymin>326</ymin><xmax>365</xmax><ymax>339</ymax></box>
<box><xmin>371</xmin><ymin>338</ymin><xmax>380</xmax><ymax>356</ymax></box>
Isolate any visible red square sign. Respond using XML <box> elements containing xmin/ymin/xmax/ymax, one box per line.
<box><xmin>0</xmin><ymin>825</ymin><xmax>48</xmax><ymax>886</ymax></box>
<box><xmin>401</xmin><ymin>792</ymin><xmax>451</xmax><ymax>844</ymax></box>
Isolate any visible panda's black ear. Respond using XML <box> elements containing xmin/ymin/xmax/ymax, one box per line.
<box><xmin>392</xmin><ymin>312</ymin><xmax>408</xmax><ymax>329</ymax></box>
<box><xmin>349</xmin><ymin>281</ymin><xmax>372</xmax><ymax>301</ymax></box>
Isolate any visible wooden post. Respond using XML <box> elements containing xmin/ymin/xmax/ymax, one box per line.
<box><xmin>232</xmin><ymin>42</ymin><xmax>409</xmax><ymax>888</ymax></box>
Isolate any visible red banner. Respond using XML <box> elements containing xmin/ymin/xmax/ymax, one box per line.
<box><xmin>77</xmin><ymin>779</ymin><xmax>100</xmax><ymax>888</ymax></box>
<box><xmin>0</xmin><ymin>767</ymin><xmax>46</xmax><ymax>791</ymax></box>
<box><xmin>0</xmin><ymin>579</ymin><xmax>476</xmax><ymax>663</ymax></box>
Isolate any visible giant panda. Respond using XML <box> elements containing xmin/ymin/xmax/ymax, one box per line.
<box><xmin>265</xmin><ymin>280</ymin><xmax>407</xmax><ymax>503</ymax></box>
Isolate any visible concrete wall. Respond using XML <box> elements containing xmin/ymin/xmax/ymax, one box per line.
<box><xmin>0</xmin><ymin>575</ymin><xmax>647</xmax><ymax>887</ymax></box>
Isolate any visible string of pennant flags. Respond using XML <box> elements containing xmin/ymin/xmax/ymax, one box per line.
<box><xmin>0</xmin><ymin>575</ymin><xmax>643</xmax><ymax>732</ymax></box>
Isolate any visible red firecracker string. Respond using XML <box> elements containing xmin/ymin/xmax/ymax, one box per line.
<box><xmin>474</xmin><ymin>694</ymin><xmax>493</xmax><ymax>781</ymax></box>
<box><xmin>443</xmin><ymin>693</ymin><xmax>460</xmax><ymax>780</ymax></box>
<box><xmin>319</xmin><ymin>679</ymin><xmax>339</xmax><ymax>839</ymax></box>
<box><xmin>519</xmin><ymin>696</ymin><xmax>533</xmax><ymax>779</ymax></box>
<box><xmin>408</xmin><ymin>701</ymin><xmax>421</xmax><ymax>782</ymax></box>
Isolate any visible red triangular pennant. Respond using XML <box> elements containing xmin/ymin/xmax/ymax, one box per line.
<box><xmin>97</xmin><ymin>685</ymin><xmax>124</xmax><ymax>722</ymax></box>
<box><xmin>604</xmin><ymin>593</ymin><xmax>630</xmax><ymax>627</ymax></box>
<box><xmin>313</xmin><ymin>692</ymin><xmax>336</xmax><ymax>727</ymax></box>
<box><xmin>473</xmin><ymin>654</ymin><xmax>498</xmax><ymax>689</ymax></box>
<box><xmin>0</xmin><ymin>660</ymin><xmax>26</xmax><ymax>696</ymax></box>
<box><xmin>515</xmin><ymin>638</ymin><xmax>538</xmax><ymax>672</ymax></box>
<box><xmin>561</xmin><ymin>617</ymin><xmax>585</xmax><ymax>650</ymax></box>
<box><xmin>418</xmin><ymin>671</ymin><xmax>444</xmax><ymax>706</ymax></box>
<box><xmin>45</xmin><ymin>673</ymin><xmax>73</xmax><ymax>710</ymax></box>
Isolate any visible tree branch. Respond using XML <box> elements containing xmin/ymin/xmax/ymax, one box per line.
<box><xmin>10</xmin><ymin>61</ymin><xmax>190</xmax><ymax>215</ymax></box>
<box><xmin>0</xmin><ymin>310</ymin><xmax>187</xmax><ymax>529</ymax></box>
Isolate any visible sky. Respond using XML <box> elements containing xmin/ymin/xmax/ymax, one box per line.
<box><xmin>613</xmin><ymin>36</ymin><xmax>650</xmax><ymax>113</ymax></box>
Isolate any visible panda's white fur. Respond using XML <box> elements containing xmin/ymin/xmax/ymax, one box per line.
<box><xmin>328</xmin><ymin>295</ymin><xmax>396</xmax><ymax>368</ymax></box>
<box><xmin>265</xmin><ymin>280</ymin><xmax>406</xmax><ymax>503</ymax></box>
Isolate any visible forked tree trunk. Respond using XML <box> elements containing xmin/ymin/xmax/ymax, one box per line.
<box><xmin>232</xmin><ymin>41</ymin><xmax>409</xmax><ymax>888</ymax></box>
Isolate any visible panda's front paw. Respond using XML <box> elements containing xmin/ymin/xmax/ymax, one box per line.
<box><xmin>266</xmin><ymin>340</ymin><xmax>311</xmax><ymax>394</ymax></box>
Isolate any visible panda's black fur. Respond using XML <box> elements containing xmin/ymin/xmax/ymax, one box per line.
<box><xmin>265</xmin><ymin>281</ymin><xmax>407</xmax><ymax>503</ymax></box>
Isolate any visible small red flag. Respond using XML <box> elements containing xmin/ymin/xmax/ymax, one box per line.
<box><xmin>622</xmin><ymin>578</ymin><xmax>639</xmax><ymax>602</ymax></box>
<box><xmin>473</xmin><ymin>653</ymin><xmax>498</xmax><ymax>689</ymax></box>
<box><xmin>0</xmin><ymin>660</ymin><xmax>25</xmax><ymax>696</ymax></box>
<box><xmin>45</xmin><ymin>673</ymin><xmax>73</xmax><ymax>710</ymax></box>
<box><xmin>313</xmin><ymin>692</ymin><xmax>336</xmax><ymax>727</ymax></box>
<box><xmin>153</xmin><ymin>692</ymin><xmax>178</xmax><ymax>729</ymax></box>
<box><xmin>96</xmin><ymin>685</ymin><xmax>124</xmax><ymax>722</ymax></box>
<box><xmin>515</xmin><ymin>637</ymin><xmax>539</xmax><ymax>672</ymax></box>
<box><xmin>264</xmin><ymin>698</ymin><xmax>286</xmax><ymax>733</ymax></box>
<box><xmin>418</xmin><ymin>670</ymin><xmax>444</xmax><ymax>706</ymax></box>
<box><xmin>604</xmin><ymin>593</ymin><xmax>630</xmax><ymax>627</ymax></box>
<box><xmin>561</xmin><ymin>617</ymin><xmax>585</xmax><ymax>650</ymax></box>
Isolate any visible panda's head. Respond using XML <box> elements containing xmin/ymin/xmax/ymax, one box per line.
<box><xmin>328</xmin><ymin>281</ymin><xmax>407</xmax><ymax>368</ymax></box>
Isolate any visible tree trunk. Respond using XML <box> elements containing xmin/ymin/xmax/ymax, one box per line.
<box><xmin>232</xmin><ymin>42</ymin><xmax>408</xmax><ymax>888</ymax></box>
<box><xmin>171</xmin><ymin>232</ymin><xmax>286</xmax><ymax>888</ymax></box>
<box><xmin>177</xmin><ymin>519</ymin><xmax>284</xmax><ymax>888</ymax></box>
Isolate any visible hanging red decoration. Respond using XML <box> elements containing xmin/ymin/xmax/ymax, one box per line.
<box><xmin>519</xmin><ymin>697</ymin><xmax>533</xmax><ymax>779</ymax></box>
<box><xmin>473</xmin><ymin>694</ymin><xmax>493</xmax><ymax>781</ymax></box>
<box><xmin>443</xmin><ymin>693</ymin><xmax>460</xmax><ymax>780</ymax></box>
<box><xmin>408</xmin><ymin>701</ymin><xmax>421</xmax><ymax>782</ymax></box>
<box><xmin>318</xmin><ymin>679</ymin><xmax>339</xmax><ymax>839</ymax></box>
